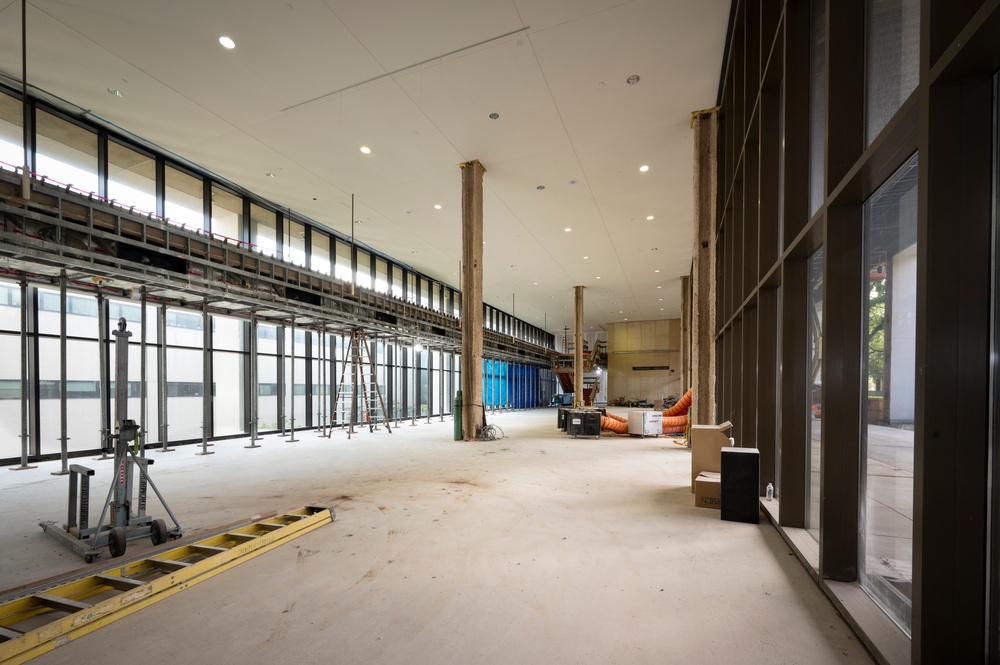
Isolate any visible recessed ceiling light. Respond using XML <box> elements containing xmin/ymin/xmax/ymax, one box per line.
<box><xmin>533</xmin><ymin>282</ymin><xmax>538</xmax><ymax>285</ymax></box>
<box><xmin>624</xmin><ymin>318</ymin><xmax>628</xmax><ymax>321</ymax></box>
<box><xmin>434</xmin><ymin>204</ymin><xmax>442</xmax><ymax>209</ymax></box>
<box><xmin>360</xmin><ymin>146</ymin><xmax>371</xmax><ymax>154</ymax></box>
<box><xmin>655</xmin><ymin>269</ymin><xmax>660</xmax><ymax>273</ymax></box>
<box><xmin>646</xmin><ymin>215</ymin><xmax>654</xmax><ymax>220</ymax></box>
<box><xmin>489</xmin><ymin>112</ymin><xmax>500</xmax><ymax>120</ymax></box>
<box><xmin>659</xmin><ymin>298</ymin><xmax>663</xmax><ymax>301</ymax></box>
<box><xmin>107</xmin><ymin>87</ymin><xmax>124</xmax><ymax>98</ymax></box>
<box><xmin>536</xmin><ymin>185</ymin><xmax>545</xmax><ymax>190</ymax></box>
<box><xmin>219</xmin><ymin>36</ymin><xmax>236</xmax><ymax>49</ymax></box>
<box><xmin>583</xmin><ymin>256</ymin><xmax>589</xmax><ymax>260</ymax></box>
<box><xmin>657</xmin><ymin>285</ymin><xmax>662</xmax><ymax>289</ymax></box>
<box><xmin>564</xmin><ymin>227</ymin><xmax>571</xmax><ymax>232</ymax></box>
<box><xmin>596</xmin><ymin>276</ymin><xmax>601</xmax><ymax>280</ymax></box>
<box><xmin>660</xmin><ymin>308</ymin><xmax>664</xmax><ymax>311</ymax></box>
<box><xmin>639</xmin><ymin>165</ymin><xmax>649</xmax><ymax>173</ymax></box>
<box><xmin>619</xmin><ymin>311</ymin><xmax>623</xmax><ymax>314</ymax></box>
<box><xmin>626</xmin><ymin>74</ymin><xmax>640</xmax><ymax>85</ymax></box>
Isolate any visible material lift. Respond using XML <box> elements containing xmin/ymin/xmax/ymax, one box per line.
<box><xmin>39</xmin><ymin>318</ymin><xmax>182</xmax><ymax>563</ymax></box>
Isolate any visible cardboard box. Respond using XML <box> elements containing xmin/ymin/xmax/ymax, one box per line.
<box><xmin>690</xmin><ymin>421</ymin><xmax>733</xmax><ymax>490</ymax></box>
<box><xmin>695</xmin><ymin>472</ymin><xmax>722</xmax><ymax>510</ymax></box>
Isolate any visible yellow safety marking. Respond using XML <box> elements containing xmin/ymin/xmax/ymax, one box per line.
<box><xmin>0</xmin><ymin>506</ymin><xmax>332</xmax><ymax>664</ymax></box>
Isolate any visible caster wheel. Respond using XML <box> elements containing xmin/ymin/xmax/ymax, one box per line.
<box><xmin>150</xmin><ymin>519</ymin><xmax>168</xmax><ymax>546</ymax></box>
<box><xmin>85</xmin><ymin>554</ymin><xmax>98</xmax><ymax>564</ymax></box>
<box><xmin>108</xmin><ymin>526</ymin><xmax>127</xmax><ymax>558</ymax></box>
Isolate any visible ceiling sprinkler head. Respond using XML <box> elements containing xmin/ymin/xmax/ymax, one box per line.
<box><xmin>626</xmin><ymin>74</ymin><xmax>640</xmax><ymax>85</ymax></box>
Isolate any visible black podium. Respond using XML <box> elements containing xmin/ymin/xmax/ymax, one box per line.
<box><xmin>721</xmin><ymin>447</ymin><xmax>760</xmax><ymax>524</ymax></box>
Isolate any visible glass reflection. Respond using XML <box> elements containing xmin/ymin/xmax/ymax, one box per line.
<box><xmin>861</xmin><ymin>153</ymin><xmax>918</xmax><ymax>634</ymax></box>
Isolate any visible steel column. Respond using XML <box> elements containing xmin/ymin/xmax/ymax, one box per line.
<box><xmin>156</xmin><ymin>302</ymin><xmax>172</xmax><ymax>452</ymax></box>
<box><xmin>139</xmin><ymin>287</ymin><xmax>147</xmax><ymax>457</ymax></box>
<box><xmin>246</xmin><ymin>310</ymin><xmax>261</xmax><ymax>448</ymax></box>
<box><xmin>287</xmin><ymin>319</ymin><xmax>298</xmax><ymax>442</ymax></box>
<box><xmin>53</xmin><ymin>270</ymin><xmax>69</xmax><ymax>475</ymax></box>
<box><xmin>94</xmin><ymin>289</ymin><xmax>111</xmax><ymax>460</ymax></box>
<box><xmin>10</xmin><ymin>277</ymin><xmax>35</xmax><ymax>470</ymax></box>
<box><xmin>276</xmin><ymin>324</ymin><xmax>285</xmax><ymax>435</ymax></box>
<box><xmin>196</xmin><ymin>301</ymin><xmax>214</xmax><ymax>456</ymax></box>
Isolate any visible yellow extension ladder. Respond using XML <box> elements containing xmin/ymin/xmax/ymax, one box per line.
<box><xmin>0</xmin><ymin>505</ymin><xmax>334</xmax><ymax>664</ymax></box>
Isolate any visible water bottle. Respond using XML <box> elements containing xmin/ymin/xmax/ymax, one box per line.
<box><xmin>766</xmin><ymin>483</ymin><xmax>774</xmax><ymax>501</ymax></box>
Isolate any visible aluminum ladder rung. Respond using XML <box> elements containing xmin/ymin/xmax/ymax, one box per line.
<box><xmin>93</xmin><ymin>575</ymin><xmax>146</xmax><ymax>591</ymax></box>
<box><xmin>190</xmin><ymin>545</ymin><xmax>228</xmax><ymax>555</ymax></box>
<box><xmin>33</xmin><ymin>594</ymin><xmax>91</xmax><ymax>614</ymax></box>
<box><xmin>0</xmin><ymin>626</ymin><xmax>22</xmax><ymax>641</ymax></box>
<box><xmin>146</xmin><ymin>558</ymin><xmax>191</xmax><ymax>571</ymax></box>
<box><xmin>224</xmin><ymin>533</ymin><xmax>257</xmax><ymax>542</ymax></box>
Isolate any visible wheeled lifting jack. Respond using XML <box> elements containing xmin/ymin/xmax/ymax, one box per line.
<box><xmin>39</xmin><ymin>318</ymin><xmax>182</xmax><ymax>563</ymax></box>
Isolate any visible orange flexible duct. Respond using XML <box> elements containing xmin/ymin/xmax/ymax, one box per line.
<box><xmin>661</xmin><ymin>414</ymin><xmax>688</xmax><ymax>428</ymax></box>
<box><xmin>601</xmin><ymin>415</ymin><xmax>629</xmax><ymax>434</ymax></box>
<box><xmin>606</xmin><ymin>413</ymin><xmax>628</xmax><ymax>423</ymax></box>
<box><xmin>662</xmin><ymin>388</ymin><xmax>693</xmax><ymax>417</ymax></box>
<box><xmin>661</xmin><ymin>414</ymin><xmax>688</xmax><ymax>434</ymax></box>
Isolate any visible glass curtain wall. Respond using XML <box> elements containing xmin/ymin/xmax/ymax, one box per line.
<box><xmin>107</xmin><ymin>140</ymin><xmax>156</xmax><ymax>215</ymax></box>
<box><xmin>861</xmin><ymin>154</ymin><xmax>918</xmax><ymax>634</ymax></box>
<box><xmin>285</xmin><ymin>218</ymin><xmax>306</xmax><ymax>267</ymax></box>
<box><xmin>250</xmin><ymin>203</ymin><xmax>277</xmax><ymax>258</ymax></box>
<box><xmin>391</xmin><ymin>266</ymin><xmax>403</xmax><ymax>298</ymax></box>
<box><xmin>212</xmin><ymin>315</ymin><xmax>245</xmax><ymax>437</ymax></box>
<box><xmin>257</xmin><ymin>323</ymin><xmax>279</xmax><ymax>430</ymax></box>
<box><xmin>34</xmin><ymin>110</ymin><xmax>98</xmax><ymax>194</ymax></box>
<box><xmin>808</xmin><ymin>0</ymin><xmax>826</xmax><ymax>218</ymax></box>
<box><xmin>866</xmin><ymin>0</ymin><xmax>920</xmax><ymax>144</ymax></box>
<box><xmin>0</xmin><ymin>280</ymin><xmax>22</xmax><ymax>458</ymax></box>
<box><xmin>166</xmin><ymin>166</ymin><xmax>205</xmax><ymax>230</ymax></box>
<box><xmin>807</xmin><ymin>248</ymin><xmax>824</xmax><ymax>540</ymax></box>
<box><xmin>375</xmin><ymin>259</ymin><xmax>388</xmax><ymax>294</ymax></box>
<box><xmin>356</xmin><ymin>250</ymin><xmax>372</xmax><ymax>289</ymax></box>
<box><xmin>210</xmin><ymin>186</ymin><xmax>242</xmax><ymax>240</ymax></box>
<box><xmin>164</xmin><ymin>307</ymin><xmax>203</xmax><ymax>441</ymax></box>
<box><xmin>335</xmin><ymin>240</ymin><xmax>352</xmax><ymax>283</ymax></box>
<box><xmin>312</xmin><ymin>232</ymin><xmax>331</xmax><ymax>275</ymax></box>
<box><xmin>992</xmin><ymin>68</ymin><xmax>1000</xmax><ymax>660</ymax></box>
<box><xmin>0</xmin><ymin>92</ymin><xmax>22</xmax><ymax>169</ymax></box>
<box><xmin>36</xmin><ymin>287</ymin><xmax>102</xmax><ymax>454</ymax></box>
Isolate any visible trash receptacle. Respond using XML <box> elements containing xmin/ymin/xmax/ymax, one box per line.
<box><xmin>453</xmin><ymin>390</ymin><xmax>463</xmax><ymax>440</ymax></box>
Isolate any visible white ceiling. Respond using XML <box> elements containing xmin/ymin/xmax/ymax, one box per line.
<box><xmin>0</xmin><ymin>0</ymin><xmax>730</xmax><ymax>336</ymax></box>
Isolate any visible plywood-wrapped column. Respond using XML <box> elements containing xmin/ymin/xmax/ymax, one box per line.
<box><xmin>460</xmin><ymin>160</ymin><xmax>486</xmax><ymax>440</ymax></box>
<box><xmin>691</xmin><ymin>109</ymin><xmax>718</xmax><ymax>425</ymax></box>
<box><xmin>574</xmin><ymin>286</ymin><xmax>584</xmax><ymax>405</ymax></box>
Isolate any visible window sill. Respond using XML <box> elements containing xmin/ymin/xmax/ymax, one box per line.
<box><xmin>760</xmin><ymin>499</ymin><xmax>911</xmax><ymax>665</ymax></box>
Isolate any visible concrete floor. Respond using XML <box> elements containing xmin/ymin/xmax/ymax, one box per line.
<box><xmin>2</xmin><ymin>408</ymin><xmax>874</xmax><ymax>664</ymax></box>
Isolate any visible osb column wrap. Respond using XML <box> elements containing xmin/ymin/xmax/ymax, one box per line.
<box><xmin>691</xmin><ymin>110</ymin><xmax>718</xmax><ymax>425</ymax></box>
<box><xmin>460</xmin><ymin>160</ymin><xmax>485</xmax><ymax>440</ymax></box>
<box><xmin>574</xmin><ymin>285</ymin><xmax>584</xmax><ymax>405</ymax></box>
<box><xmin>680</xmin><ymin>275</ymin><xmax>691</xmax><ymax>397</ymax></box>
